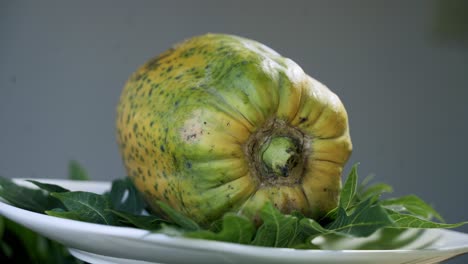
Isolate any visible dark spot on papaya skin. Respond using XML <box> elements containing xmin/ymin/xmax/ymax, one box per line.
<box><xmin>160</xmin><ymin>145</ymin><xmax>165</xmax><ymax>152</ymax></box>
<box><xmin>299</xmin><ymin>117</ymin><xmax>308</xmax><ymax>124</ymax></box>
<box><xmin>185</xmin><ymin>161</ymin><xmax>192</xmax><ymax>169</ymax></box>
<box><xmin>279</xmin><ymin>166</ymin><xmax>288</xmax><ymax>177</ymax></box>
<box><xmin>186</xmin><ymin>134</ymin><xmax>197</xmax><ymax>140</ymax></box>
<box><xmin>146</xmin><ymin>60</ymin><xmax>161</xmax><ymax>70</ymax></box>
<box><xmin>166</xmin><ymin>66</ymin><xmax>173</xmax><ymax>72</ymax></box>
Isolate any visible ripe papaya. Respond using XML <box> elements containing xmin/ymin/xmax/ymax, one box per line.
<box><xmin>116</xmin><ymin>33</ymin><xmax>352</xmax><ymax>226</ymax></box>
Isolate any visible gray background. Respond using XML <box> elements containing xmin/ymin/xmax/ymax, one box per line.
<box><xmin>1</xmin><ymin>0</ymin><xmax>467</xmax><ymax>263</ymax></box>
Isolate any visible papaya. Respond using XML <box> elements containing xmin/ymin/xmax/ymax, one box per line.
<box><xmin>116</xmin><ymin>33</ymin><xmax>352</xmax><ymax>226</ymax></box>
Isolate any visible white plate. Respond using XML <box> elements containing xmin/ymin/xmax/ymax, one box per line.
<box><xmin>1</xmin><ymin>179</ymin><xmax>468</xmax><ymax>264</ymax></box>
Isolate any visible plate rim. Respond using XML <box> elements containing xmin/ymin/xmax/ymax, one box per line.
<box><xmin>1</xmin><ymin>178</ymin><xmax>468</xmax><ymax>259</ymax></box>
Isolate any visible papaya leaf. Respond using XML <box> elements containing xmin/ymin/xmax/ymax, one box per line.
<box><xmin>27</xmin><ymin>180</ymin><xmax>69</xmax><ymax>193</ymax></box>
<box><xmin>327</xmin><ymin>199</ymin><xmax>394</xmax><ymax>237</ymax></box>
<box><xmin>50</xmin><ymin>191</ymin><xmax>118</xmax><ymax>225</ymax></box>
<box><xmin>387</xmin><ymin>210</ymin><xmax>468</xmax><ymax>229</ymax></box>
<box><xmin>107</xmin><ymin>209</ymin><xmax>166</xmax><ymax>230</ymax></box>
<box><xmin>382</xmin><ymin>195</ymin><xmax>444</xmax><ymax>222</ymax></box>
<box><xmin>299</xmin><ymin>218</ymin><xmax>333</xmax><ymax>238</ymax></box>
<box><xmin>0</xmin><ymin>176</ymin><xmax>64</xmax><ymax>213</ymax></box>
<box><xmin>358</xmin><ymin>173</ymin><xmax>375</xmax><ymax>191</ymax></box>
<box><xmin>45</xmin><ymin>208</ymin><xmax>84</xmax><ymax>222</ymax></box>
<box><xmin>157</xmin><ymin>223</ymin><xmax>186</xmax><ymax>237</ymax></box>
<box><xmin>1</xmin><ymin>217</ymin><xmax>81</xmax><ymax>263</ymax></box>
<box><xmin>208</xmin><ymin>218</ymin><xmax>224</xmax><ymax>232</ymax></box>
<box><xmin>298</xmin><ymin>218</ymin><xmax>348</xmax><ymax>249</ymax></box>
<box><xmin>186</xmin><ymin>213</ymin><xmax>255</xmax><ymax>245</ymax></box>
<box><xmin>251</xmin><ymin>202</ymin><xmax>301</xmax><ymax>248</ymax></box>
<box><xmin>320</xmin><ymin>207</ymin><xmax>338</xmax><ymax>222</ymax></box>
<box><xmin>108</xmin><ymin>178</ymin><xmax>146</xmax><ymax>214</ymax></box>
<box><xmin>68</xmin><ymin>160</ymin><xmax>89</xmax><ymax>181</ymax></box>
<box><xmin>340</xmin><ymin>163</ymin><xmax>359</xmax><ymax>210</ymax></box>
<box><xmin>358</xmin><ymin>183</ymin><xmax>393</xmax><ymax>202</ymax></box>
<box><xmin>156</xmin><ymin>201</ymin><xmax>200</xmax><ymax>231</ymax></box>
<box><xmin>0</xmin><ymin>216</ymin><xmax>4</xmax><ymax>239</ymax></box>
<box><xmin>286</xmin><ymin>211</ymin><xmax>318</xmax><ymax>248</ymax></box>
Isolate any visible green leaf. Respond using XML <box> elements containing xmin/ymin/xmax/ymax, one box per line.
<box><xmin>108</xmin><ymin>209</ymin><xmax>166</xmax><ymax>230</ymax></box>
<box><xmin>327</xmin><ymin>199</ymin><xmax>394</xmax><ymax>237</ymax></box>
<box><xmin>358</xmin><ymin>173</ymin><xmax>375</xmax><ymax>190</ymax></box>
<box><xmin>186</xmin><ymin>213</ymin><xmax>255</xmax><ymax>244</ymax></box>
<box><xmin>50</xmin><ymin>191</ymin><xmax>118</xmax><ymax>225</ymax></box>
<box><xmin>298</xmin><ymin>218</ymin><xmax>347</xmax><ymax>249</ymax></box>
<box><xmin>299</xmin><ymin>218</ymin><xmax>332</xmax><ymax>238</ymax></box>
<box><xmin>27</xmin><ymin>180</ymin><xmax>69</xmax><ymax>193</ymax></box>
<box><xmin>207</xmin><ymin>217</ymin><xmax>224</xmax><ymax>232</ymax></box>
<box><xmin>156</xmin><ymin>201</ymin><xmax>200</xmax><ymax>231</ymax></box>
<box><xmin>68</xmin><ymin>160</ymin><xmax>89</xmax><ymax>181</ymax></box>
<box><xmin>109</xmin><ymin>178</ymin><xmax>146</xmax><ymax>214</ymax></box>
<box><xmin>340</xmin><ymin>163</ymin><xmax>359</xmax><ymax>210</ymax></box>
<box><xmin>0</xmin><ymin>239</ymin><xmax>13</xmax><ymax>258</ymax></box>
<box><xmin>0</xmin><ymin>176</ymin><xmax>64</xmax><ymax>213</ymax></box>
<box><xmin>387</xmin><ymin>210</ymin><xmax>468</xmax><ymax>229</ymax></box>
<box><xmin>3</xmin><ymin>218</ymin><xmax>48</xmax><ymax>263</ymax></box>
<box><xmin>157</xmin><ymin>223</ymin><xmax>186</xmax><ymax>236</ymax></box>
<box><xmin>45</xmin><ymin>208</ymin><xmax>84</xmax><ymax>221</ymax></box>
<box><xmin>1</xmin><ymin>217</ymin><xmax>82</xmax><ymax>263</ymax></box>
<box><xmin>251</xmin><ymin>202</ymin><xmax>301</xmax><ymax>247</ymax></box>
<box><xmin>0</xmin><ymin>216</ymin><xmax>4</xmax><ymax>239</ymax></box>
<box><xmin>382</xmin><ymin>195</ymin><xmax>444</xmax><ymax>222</ymax></box>
<box><xmin>358</xmin><ymin>183</ymin><xmax>393</xmax><ymax>201</ymax></box>
<box><xmin>320</xmin><ymin>207</ymin><xmax>338</xmax><ymax>222</ymax></box>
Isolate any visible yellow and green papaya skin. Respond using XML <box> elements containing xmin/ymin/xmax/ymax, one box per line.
<box><xmin>116</xmin><ymin>33</ymin><xmax>352</xmax><ymax>226</ymax></box>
